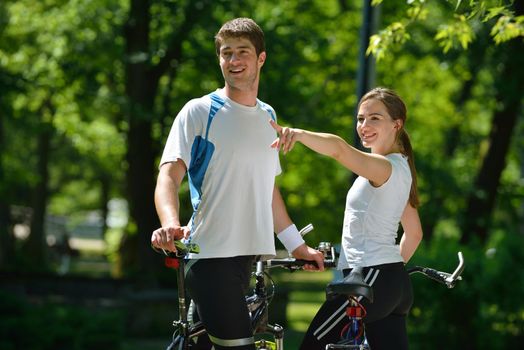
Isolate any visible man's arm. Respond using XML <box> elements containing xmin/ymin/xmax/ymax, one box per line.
<box><xmin>151</xmin><ymin>160</ymin><xmax>190</xmax><ymax>251</ymax></box>
<box><xmin>272</xmin><ymin>185</ymin><xmax>325</xmax><ymax>270</ymax></box>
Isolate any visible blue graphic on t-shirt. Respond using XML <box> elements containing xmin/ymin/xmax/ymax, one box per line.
<box><xmin>187</xmin><ymin>92</ymin><xmax>225</xmax><ymax>211</ymax></box>
<box><xmin>258</xmin><ymin>99</ymin><xmax>276</xmax><ymax>122</ymax></box>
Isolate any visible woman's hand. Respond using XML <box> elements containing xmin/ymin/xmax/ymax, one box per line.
<box><xmin>270</xmin><ymin>119</ymin><xmax>301</xmax><ymax>154</ymax></box>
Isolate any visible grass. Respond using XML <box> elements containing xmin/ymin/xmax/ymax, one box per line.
<box><xmin>277</xmin><ymin>269</ymin><xmax>335</xmax><ymax>347</ymax></box>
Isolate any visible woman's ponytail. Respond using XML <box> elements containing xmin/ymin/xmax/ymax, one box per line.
<box><xmin>398</xmin><ymin>129</ymin><xmax>419</xmax><ymax>208</ymax></box>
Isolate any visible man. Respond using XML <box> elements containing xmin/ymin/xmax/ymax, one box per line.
<box><xmin>151</xmin><ymin>17</ymin><xmax>324</xmax><ymax>350</ymax></box>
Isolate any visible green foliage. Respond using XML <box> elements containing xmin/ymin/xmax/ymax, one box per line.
<box><xmin>490</xmin><ymin>12</ymin><xmax>524</xmax><ymax>44</ymax></box>
<box><xmin>435</xmin><ymin>14</ymin><xmax>474</xmax><ymax>52</ymax></box>
<box><xmin>408</xmin><ymin>231</ymin><xmax>524</xmax><ymax>349</ymax></box>
<box><xmin>0</xmin><ymin>4</ymin><xmax>522</xmax><ymax>350</ymax></box>
<box><xmin>368</xmin><ymin>0</ymin><xmax>524</xmax><ymax>59</ymax></box>
<box><xmin>1</xmin><ymin>5</ymin><xmax>523</xmax><ymax>349</ymax></box>
<box><xmin>0</xmin><ymin>291</ymin><xmax>124</xmax><ymax>350</ymax></box>
<box><xmin>1</xmin><ymin>0</ymin><xmax>127</xmax><ymax>216</ymax></box>
<box><xmin>367</xmin><ymin>21</ymin><xmax>412</xmax><ymax>60</ymax></box>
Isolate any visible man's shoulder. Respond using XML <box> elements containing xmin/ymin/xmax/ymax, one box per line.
<box><xmin>256</xmin><ymin>97</ymin><xmax>274</xmax><ymax>109</ymax></box>
<box><xmin>256</xmin><ymin>98</ymin><xmax>277</xmax><ymax>120</ymax></box>
<box><xmin>178</xmin><ymin>93</ymin><xmax>215</xmax><ymax>119</ymax></box>
<box><xmin>186</xmin><ymin>93</ymin><xmax>213</xmax><ymax>109</ymax></box>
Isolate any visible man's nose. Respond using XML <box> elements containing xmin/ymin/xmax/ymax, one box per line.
<box><xmin>229</xmin><ymin>53</ymin><xmax>240</xmax><ymax>63</ymax></box>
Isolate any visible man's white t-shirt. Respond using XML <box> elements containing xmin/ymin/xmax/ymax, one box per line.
<box><xmin>160</xmin><ymin>89</ymin><xmax>281</xmax><ymax>259</ymax></box>
<box><xmin>338</xmin><ymin>153</ymin><xmax>412</xmax><ymax>269</ymax></box>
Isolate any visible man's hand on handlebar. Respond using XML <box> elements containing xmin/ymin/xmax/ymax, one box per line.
<box><xmin>151</xmin><ymin>225</ymin><xmax>190</xmax><ymax>252</ymax></box>
<box><xmin>291</xmin><ymin>244</ymin><xmax>325</xmax><ymax>271</ymax></box>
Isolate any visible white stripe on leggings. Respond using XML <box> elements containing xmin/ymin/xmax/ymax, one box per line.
<box><xmin>314</xmin><ymin>268</ymin><xmax>380</xmax><ymax>340</ymax></box>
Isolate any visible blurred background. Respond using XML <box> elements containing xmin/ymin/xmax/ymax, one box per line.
<box><xmin>0</xmin><ymin>0</ymin><xmax>523</xmax><ymax>349</ymax></box>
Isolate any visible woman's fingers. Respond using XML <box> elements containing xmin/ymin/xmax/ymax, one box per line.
<box><xmin>269</xmin><ymin>119</ymin><xmax>296</xmax><ymax>154</ymax></box>
<box><xmin>282</xmin><ymin>129</ymin><xmax>296</xmax><ymax>154</ymax></box>
<box><xmin>270</xmin><ymin>120</ymin><xmax>282</xmax><ymax>150</ymax></box>
<box><xmin>269</xmin><ymin>119</ymin><xmax>281</xmax><ymax>133</ymax></box>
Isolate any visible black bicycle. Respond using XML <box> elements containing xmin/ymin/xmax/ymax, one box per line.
<box><xmin>324</xmin><ymin>252</ymin><xmax>465</xmax><ymax>349</ymax></box>
<box><xmin>153</xmin><ymin>224</ymin><xmax>336</xmax><ymax>350</ymax></box>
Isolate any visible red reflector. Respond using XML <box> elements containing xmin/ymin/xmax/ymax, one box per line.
<box><xmin>165</xmin><ymin>257</ymin><xmax>179</xmax><ymax>269</ymax></box>
<box><xmin>347</xmin><ymin>307</ymin><xmax>363</xmax><ymax>318</ymax></box>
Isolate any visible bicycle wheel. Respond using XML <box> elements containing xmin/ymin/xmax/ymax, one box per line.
<box><xmin>166</xmin><ymin>330</ymin><xmax>196</xmax><ymax>350</ymax></box>
<box><xmin>166</xmin><ymin>335</ymin><xmax>184</xmax><ymax>350</ymax></box>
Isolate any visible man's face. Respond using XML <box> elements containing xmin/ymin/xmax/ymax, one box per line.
<box><xmin>219</xmin><ymin>36</ymin><xmax>266</xmax><ymax>91</ymax></box>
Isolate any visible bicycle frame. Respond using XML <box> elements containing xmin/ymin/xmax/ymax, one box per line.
<box><xmin>325</xmin><ymin>252</ymin><xmax>465</xmax><ymax>350</ymax></box>
<box><xmin>155</xmin><ymin>234</ymin><xmax>337</xmax><ymax>350</ymax></box>
<box><xmin>249</xmin><ymin>261</ymin><xmax>284</xmax><ymax>350</ymax></box>
<box><xmin>164</xmin><ymin>258</ymin><xmax>282</xmax><ymax>350</ymax></box>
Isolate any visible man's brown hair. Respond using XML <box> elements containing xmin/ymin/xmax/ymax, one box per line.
<box><xmin>215</xmin><ymin>18</ymin><xmax>265</xmax><ymax>56</ymax></box>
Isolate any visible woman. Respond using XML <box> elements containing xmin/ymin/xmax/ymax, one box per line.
<box><xmin>270</xmin><ymin>87</ymin><xmax>423</xmax><ymax>349</ymax></box>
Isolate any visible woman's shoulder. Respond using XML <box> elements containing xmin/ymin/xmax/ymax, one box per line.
<box><xmin>385</xmin><ymin>153</ymin><xmax>411</xmax><ymax>180</ymax></box>
<box><xmin>385</xmin><ymin>153</ymin><xmax>408</xmax><ymax>167</ymax></box>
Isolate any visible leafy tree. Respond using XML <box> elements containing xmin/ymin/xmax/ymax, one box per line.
<box><xmin>0</xmin><ymin>0</ymin><xmax>128</xmax><ymax>270</ymax></box>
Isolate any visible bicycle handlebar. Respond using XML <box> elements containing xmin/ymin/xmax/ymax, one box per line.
<box><xmin>264</xmin><ymin>257</ymin><xmax>337</xmax><ymax>270</ymax></box>
<box><xmin>153</xmin><ymin>223</ymin><xmax>318</xmax><ymax>259</ymax></box>
<box><xmin>407</xmin><ymin>251</ymin><xmax>465</xmax><ymax>288</ymax></box>
<box><xmin>151</xmin><ymin>240</ymin><xmax>200</xmax><ymax>258</ymax></box>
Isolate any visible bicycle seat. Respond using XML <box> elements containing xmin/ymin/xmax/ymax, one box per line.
<box><xmin>326</xmin><ymin>267</ymin><xmax>374</xmax><ymax>302</ymax></box>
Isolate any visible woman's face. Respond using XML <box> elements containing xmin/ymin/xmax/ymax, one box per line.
<box><xmin>356</xmin><ymin>98</ymin><xmax>402</xmax><ymax>155</ymax></box>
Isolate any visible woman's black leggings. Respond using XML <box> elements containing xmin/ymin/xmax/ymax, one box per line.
<box><xmin>300</xmin><ymin>262</ymin><xmax>413</xmax><ymax>350</ymax></box>
<box><xmin>185</xmin><ymin>255</ymin><xmax>256</xmax><ymax>350</ymax></box>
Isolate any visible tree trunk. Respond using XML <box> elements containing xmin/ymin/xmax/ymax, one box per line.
<box><xmin>422</xmin><ymin>31</ymin><xmax>490</xmax><ymax>241</ymax></box>
<box><xmin>25</xmin><ymin>117</ymin><xmax>53</xmax><ymax>268</ymax></box>
<box><xmin>460</xmin><ymin>2</ymin><xmax>524</xmax><ymax>244</ymax></box>
<box><xmin>0</xmin><ymin>100</ymin><xmax>12</xmax><ymax>268</ymax></box>
<box><xmin>100</xmin><ymin>173</ymin><xmax>110</xmax><ymax>239</ymax></box>
<box><xmin>121</xmin><ymin>0</ymin><xmax>213</xmax><ymax>281</ymax></box>
<box><xmin>121</xmin><ymin>0</ymin><xmax>157</xmax><ymax>281</ymax></box>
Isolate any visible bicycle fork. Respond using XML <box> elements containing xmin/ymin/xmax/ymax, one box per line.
<box><xmin>253</xmin><ymin>261</ymin><xmax>284</xmax><ymax>350</ymax></box>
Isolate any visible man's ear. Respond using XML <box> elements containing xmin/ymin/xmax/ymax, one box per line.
<box><xmin>258</xmin><ymin>51</ymin><xmax>266</xmax><ymax>68</ymax></box>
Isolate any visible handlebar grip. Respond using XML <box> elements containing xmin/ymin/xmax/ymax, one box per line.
<box><xmin>421</xmin><ymin>267</ymin><xmax>450</xmax><ymax>284</ymax></box>
<box><xmin>151</xmin><ymin>241</ymin><xmax>200</xmax><ymax>257</ymax></box>
<box><xmin>265</xmin><ymin>258</ymin><xmax>336</xmax><ymax>269</ymax></box>
<box><xmin>295</xmin><ymin>259</ymin><xmax>337</xmax><ymax>269</ymax></box>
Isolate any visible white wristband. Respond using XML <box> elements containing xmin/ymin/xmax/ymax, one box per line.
<box><xmin>277</xmin><ymin>224</ymin><xmax>305</xmax><ymax>253</ymax></box>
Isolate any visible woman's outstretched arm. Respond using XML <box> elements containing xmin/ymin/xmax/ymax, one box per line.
<box><xmin>270</xmin><ymin>119</ymin><xmax>392</xmax><ymax>186</ymax></box>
